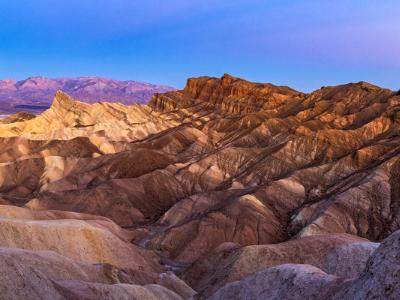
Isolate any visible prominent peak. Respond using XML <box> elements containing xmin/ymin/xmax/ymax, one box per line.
<box><xmin>54</xmin><ymin>90</ymin><xmax>75</xmax><ymax>102</ymax></box>
<box><xmin>50</xmin><ymin>90</ymin><xmax>84</xmax><ymax>111</ymax></box>
<box><xmin>150</xmin><ymin>74</ymin><xmax>302</xmax><ymax>114</ymax></box>
<box><xmin>222</xmin><ymin>73</ymin><xmax>236</xmax><ymax>79</ymax></box>
<box><xmin>221</xmin><ymin>73</ymin><xmax>238</xmax><ymax>82</ymax></box>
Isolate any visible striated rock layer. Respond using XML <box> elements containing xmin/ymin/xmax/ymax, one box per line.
<box><xmin>0</xmin><ymin>74</ymin><xmax>399</xmax><ymax>299</ymax></box>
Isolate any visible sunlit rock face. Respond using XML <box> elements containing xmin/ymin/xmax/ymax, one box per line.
<box><xmin>0</xmin><ymin>74</ymin><xmax>399</xmax><ymax>299</ymax></box>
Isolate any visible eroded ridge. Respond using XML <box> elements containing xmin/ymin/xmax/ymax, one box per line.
<box><xmin>0</xmin><ymin>74</ymin><xmax>399</xmax><ymax>299</ymax></box>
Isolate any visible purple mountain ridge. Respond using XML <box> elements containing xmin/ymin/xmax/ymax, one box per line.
<box><xmin>0</xmin><ymin>76</ymin><xmax>176</xmax><ymax>114</ymax></box>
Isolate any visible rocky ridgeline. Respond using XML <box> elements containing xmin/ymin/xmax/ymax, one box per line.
<box><xmin>0</xmin><ymin>74</ymin><xmax>399</xmax><ymax>299</ymax></box>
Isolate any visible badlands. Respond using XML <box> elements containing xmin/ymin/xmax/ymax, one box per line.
<box><xmin>0</xmin><ymin>74</ymin><xmax>399</xmax><ymax>299</ymax></box>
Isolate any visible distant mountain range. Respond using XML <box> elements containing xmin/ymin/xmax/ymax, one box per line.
<box><xmin>0</xmin><ymin>76</ymin><xmax>175</xmax><ymax>114</ymax></box>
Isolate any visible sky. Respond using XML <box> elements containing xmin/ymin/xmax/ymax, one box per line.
<box><xmin>0</xmin><ymin>0</ymin><xmax>399</xmax><ymax>91</ymax></box>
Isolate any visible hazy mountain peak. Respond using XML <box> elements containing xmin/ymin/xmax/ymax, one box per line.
<box><xmin>0</xmin><ymin>76</ymin><xmax>176</xmax><ymax>114</ymax></box>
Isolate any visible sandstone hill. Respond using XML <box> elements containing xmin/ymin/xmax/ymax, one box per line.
<box><xmin>0</xmin><ymin>74</ymin><xmax>399</xmax><ymax>299</ymax></box>
<box><xmin>0</xmin><ymin>76</ymin><xmax>175</xmax><ymax>114</ymax></box>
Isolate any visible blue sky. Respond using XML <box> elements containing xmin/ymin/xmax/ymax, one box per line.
<box><xmin>0</xmin><ymin>0</ymin><xmax>399</xmax><ymax>91</ymax></box>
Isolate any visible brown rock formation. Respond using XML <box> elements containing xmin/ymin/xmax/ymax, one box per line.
<box><xmin>209</xmin><ymin>230</ymin><xmax>400</xmax><ymax>300</ymax></box>
<box><xmin>183</xmin><ymin>234</ymin><xmax>378</xmax><ymax>297</ymax></box>
<box><xmin>0</xmin><ymin>74</ymin><xmax>399</xmax><ymax>299</ymax></box>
